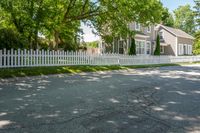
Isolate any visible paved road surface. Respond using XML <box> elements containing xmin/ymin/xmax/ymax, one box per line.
<box><xmin>0</xmin><ymin>65</ymin><xmax>200</xmax><ymax>133</ymax></box>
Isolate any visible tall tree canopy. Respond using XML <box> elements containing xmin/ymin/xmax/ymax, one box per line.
<box><xmin>174</xmin><ymin>4</ymin><xmax>195</xmax><ymax>35</ymax></box>
<box><xmin>194</xmin><ymin>0</ymin><xmax>200</xmax><ymax>28</ymax></box>
<box><xmin>161</xmin><ymin>7</ymin><xmax>174</xmax><ymax>27</ymax></box>
<box><xmin>0</xmin><ymin>0</ymin><xmax>164</xmax><ymax>50</ymax></box>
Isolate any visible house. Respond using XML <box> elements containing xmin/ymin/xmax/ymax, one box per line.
<box><xmin>101</xmin><ymin>23</ymin><xmax>194</xmax><ymax>56</ymax></box>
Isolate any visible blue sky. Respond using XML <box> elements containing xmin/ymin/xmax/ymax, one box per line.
<box><xmin>160</xmin><ymin>0</ymin><xmax>195</xmax><ymax>12</ymax></box>
<box><xmin>82</xmin><ymin>0</ymin><xmax>195</xmax><ymax>42</ymax></box>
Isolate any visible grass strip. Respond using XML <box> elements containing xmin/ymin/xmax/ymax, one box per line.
<box><xmin>0</xmin><ymin>62</ymin><xmax>199</xmax><ymax>78</ymax></box>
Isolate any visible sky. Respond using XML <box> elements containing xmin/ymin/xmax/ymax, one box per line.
<box><xmin>82</xmin><ymin>0</ymin><xmax>195</xmax><ymax>42</ymax></box>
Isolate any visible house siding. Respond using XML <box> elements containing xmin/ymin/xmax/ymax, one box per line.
<box><xmin>177</xmin><ymin>37</ymin><xmax>193</xmax><ymax>45</ymax></box>
<box><xmin>108</xmin><ymin>23</ymin><xmax>194</xmax><ymax>56</ymax></box>
<box><xmin>177</xmin><ymin>37</ymin><xmax>193</xmax><ymax>55</ymax></box>
<box><xmin>157</xmin><ymin>28</ymin><xmax>177</xmax><ymax>56</ymax></box>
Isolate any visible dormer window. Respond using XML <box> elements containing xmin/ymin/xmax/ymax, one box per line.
<box><xmin>135</xmin><ymin>23</ymin><xmax>140</xmax><ymax>31</ymax></box>
<box><xmin>147</xmin><ymin>26</ymin><xmax>151</xmax><ymax>33</ymax></box>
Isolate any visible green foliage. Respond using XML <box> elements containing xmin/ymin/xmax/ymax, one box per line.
<box><xmin>85</xmin><ymin>41</ymin><xmax>99</xmax><ymax>48</ymax></box>
<box><xmin>0</xmin><ymin>28</ymin><xmax>27</xmax><ymax>49</ymax></box>
<box><xmin>91</xmin><ymin>0</ymin><xmax>164</xmax><ymax>44</ymax></box>
<box><xmin>0</xmin><ymin>0</ymin><xmax>164</xmax><ymax>50</ymax></box>
<box><xmin>38</xmin><ymin>41</ymin><xmax>49</xmax><ymax>50</ymax></box>
<box><xmin>174</xmin><ymin>4</ymin><xmax>195</xmax><ymax>35</ymax></box>
<box><xmin>193</xmin><ymin>31</ymin><xmax>200</xmax><ymax>55</ymax></box>
<box><xmin>194</xmin><ymin>0</ymin><xmax>200</xmax><ymax>28</ymax></box>
<box><xmin>129</xmin><ymin>38</ymin><xmax>136</xmax><ymax>55</ymax></box>
<box><xmin>161</xmin><ymin>8</ymin><xmax>174</xmax><ymax>27</ymax></box>
<box><xmin>154</xmin><ymin>35</ymin><xmax>160</xmax><ymax>55</ymax></box>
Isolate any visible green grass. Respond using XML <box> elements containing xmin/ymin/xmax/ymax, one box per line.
<box><xmin>0</xmin><ymin>62</ymin><xmax>199</xmax><ymax>78</ymax></box>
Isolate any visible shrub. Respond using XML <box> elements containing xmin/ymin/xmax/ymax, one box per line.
<box><xmin>129</xmin><ymin>38</ymin><xmax>136</xmax><ymax>55</ymax></box>
<box><xmin>0</xmin><ymin>28</ymin><xmax>27</xmax><ymax>50</ymax></box>
<box><xmin>154</xmin><ymin>34</ymin><xmax>160</xmax><ymax>55</ymax></box>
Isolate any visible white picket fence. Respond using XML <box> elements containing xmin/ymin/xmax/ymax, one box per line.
<box><xmin>0</xmin><ymin>49</ymin><xmax>200</xmax><ymax>68</ymax></box>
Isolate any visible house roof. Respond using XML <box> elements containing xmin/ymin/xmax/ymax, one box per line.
<box><xmin>155</xmin><ymin>24</ymin><xmax>195</xmax><ymax>40</ymax></box>
<box><xmin>135</xmin><ymin>32</ymin><xmax>150</xmax><ymax>38</ymax></box>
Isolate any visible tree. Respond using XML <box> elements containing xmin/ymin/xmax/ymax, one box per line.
<box><xmin>193</xmin><ymin>1</ymin><xmax>200</xmax><ymax>55</ymax></box>
<box><xmin>161</xmin><ymin>8</ymin><xmax>174</xmax><ymax>27</ymax></box>
<box><xmin>129</xmin><ymin>38</ymin><xmax>136</xmax><ymax>55</ymax></box>
<box><xmin>194</xmin><ymin>0</ymin><xmax>200</xmax><ymax>28</ymax></box>
<box><xmin>0</xmin><ymin>0</ymin><xmax>164</xmax><ymax>50</ymax></box>
<box><xmin>174</xmin><ymin>5</ymin><xmax>195</xmax><ymax>35</ymax></box>
<box><xmin>91</xmin><ymin>0</ymin><xmax>164</xmax><ymax>43</ymax></box>
<box><xmin>154</xmin><ymin>35</ymin><xmax>160</xmax><ymax>55</ymax></box>
<box><xmin>193</xmin><ymin>31</ymin><xmax>200</xmax><ymax>55</ymax></box>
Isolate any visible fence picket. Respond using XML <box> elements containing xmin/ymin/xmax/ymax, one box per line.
<box><xmin>17</xmin><ymin>49</ymin><xmax>20</xmax><ymax>67</ymax></box>
<box><xmin>7</xmin><ymin>50</ymin><xmax>10</xmax><ymax>67</ymax></box>
<box><xmin>3</xmin><ymin>49</ymin><xmax>6</xmax><ymax>67</ymax></box>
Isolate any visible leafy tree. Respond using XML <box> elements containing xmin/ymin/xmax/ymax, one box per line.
<box><xmin>161</xmin><ymin>8</ymin><xmax>174</xmax><ymax>27</ymax></box>
<box><xmin>91</xmin><ymin>0</ymin><xmax>163</xmax><ymax>43</ymax></box>
<box><xmin>194</xmin><ymin>0</ymin><xmax>200</xmax><ymax>28</ymax></box>
<box><xmin>0</xmin><ymin>0</ymin><xmax>164</xmax><ymax>50</ymax></box>
<box><xmin>154</xmin><ymin>35</ymin><xmax>160</xmax><ymax>55</ymax></box>
<box><xmin>129</xmin><ymin>38</ymin><xmax>136</xmax><ymax>55</ymax></box>
<box><xmin>174</xmin><ymin>4</ymin><xmax>195</xmax><ymax>35</ymax></box>
<box><xmin>192</xmin><ymin>1</ymin><xmax>200</xmax><ymax>55</ymax></box>
<box><xmin>193</xmin><ymin>31</ymin><xmax>200</xmax><ymax>55</ymax></box>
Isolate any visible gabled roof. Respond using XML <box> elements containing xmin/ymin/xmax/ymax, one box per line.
<box><xmin>155</xmin><ymin>24</ymin><xmax>195</xmax><ymax>40</ymax></box>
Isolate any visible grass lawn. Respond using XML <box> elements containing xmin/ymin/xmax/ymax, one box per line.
<box><xmin>0</xmin><ymin>62</ymin><xmax>199</xmax><ymax>78</ymax></box>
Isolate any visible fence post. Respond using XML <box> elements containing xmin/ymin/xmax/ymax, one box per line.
<box><xmin>7</xmin><ymin>49</ymin><xmax>10</xmax><ymax>67</ymax></box>
<box><xmin>30</xmin><ymin>49</ymin><xmax>33</xmax><ymax>66</ymax></box>
<box><xmin>21</xmin><ymin>49</ymin><xmax>24</xmax><ymax>67</ymax></box>
<box><xmin>52</xmin><ymin>50</ymin><xmax>54</xmax><ymax>66</ymax></box>
<box><xmin>27</xmin><ymin>49</ymin><xmax>29</xmax><ymax>66</ymax></box>
<box><xmin>17</xmin><ymin>49</ymin><xmax>20</xmax><ymax>67</ymax></box>
<box><xmin>36</xmin><ymin>49</ymin><xmax>38</xmax><ymax>66</ymax></box>
<box><xmin>41</xmin><ymin>49</ymin><xmax>45</xmax><ymax>66</ymax></box>
<box><xmin>47</xmin><ymin>50</ymin><xmax>49</xmax><ymax>66</ymax></box>
<box><xmin>11</xmin><ymin>49</ymin><xmax>13</xmax><ymax>67</ymax></box>
<box><xmin>3</xmin><ymin>49</ymin><xmax>6</xmax><ymax>67</ymax></box>
<box><xmin>24</xmin><ymin>49</ymin><xmax>27</xmax><ymax>67</ymax></box>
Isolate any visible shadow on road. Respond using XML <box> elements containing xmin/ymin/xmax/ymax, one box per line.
<box><xmin>0</xmin><ymin>65</ymin><xmax>200</xmax><ymax>133</ymax></box>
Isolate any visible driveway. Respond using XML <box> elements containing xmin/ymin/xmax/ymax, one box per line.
<box><xmin>0</xmin><ymin>65</ymin><xmax>200</xmax><ymax>133</ymax></box>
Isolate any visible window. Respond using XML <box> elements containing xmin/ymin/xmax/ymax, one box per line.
<box><xmin>188</xmin><ymin>45</ymin><xmax>192</xmax><ymax>55</ymax></box>
<box><xmin>179</xmin><ymin>44</ymin><xmax>184</xmax><ymax>55</ymax></box>
<box><xmin>136</xmin><ymin>40</ymin><xmax>145</xmax><ymax>54</ymax></box>
<box><xmin>146</xmin><ymin>42</ymin><xmax>151</xmax><ymax>54</ymax></box>
<box><xmin>160</xmin><ymin>46</ymin><xmax>164</xmax><ymax>54</ymax></box>
<box><xmin>135</xmin><ymin>23</ymin><xmax>140</xmax><ymax>31</ymax></box>
<box><xmin>119</xmin><ymin>40</ymin><xmax>124</xmax><ymax>54</ymax></box>
<box><xmin>178</xmin><ymin>44</ymin><xmax>181</xmax><ymax>55</ymax></box>
<box><xmin>159</xmin><ymin>31</ymin><xmax>164</xmax><ymax>39</ymax></box>
<box><xmin>147</xmin><ymin>26</ymin><xmax>151</xmax><ymax>33</ymax></box>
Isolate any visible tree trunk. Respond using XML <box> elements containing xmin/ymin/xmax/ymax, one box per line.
<box><xmin>54</xmin><ymin>30</ymin><xmax>59</xmax><ymax>50</ymax></box>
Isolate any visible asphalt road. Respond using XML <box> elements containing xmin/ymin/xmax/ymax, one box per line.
<box><xmin>0</xmin><ymin>65</ymin><xmax>200</xmax><ymax>133</ymax></box>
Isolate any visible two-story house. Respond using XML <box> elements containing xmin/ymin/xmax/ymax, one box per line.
<box><xmin>101</xmin><ymin>23</ymin><xmax>194</xmax><ymax>56</ymax></box>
